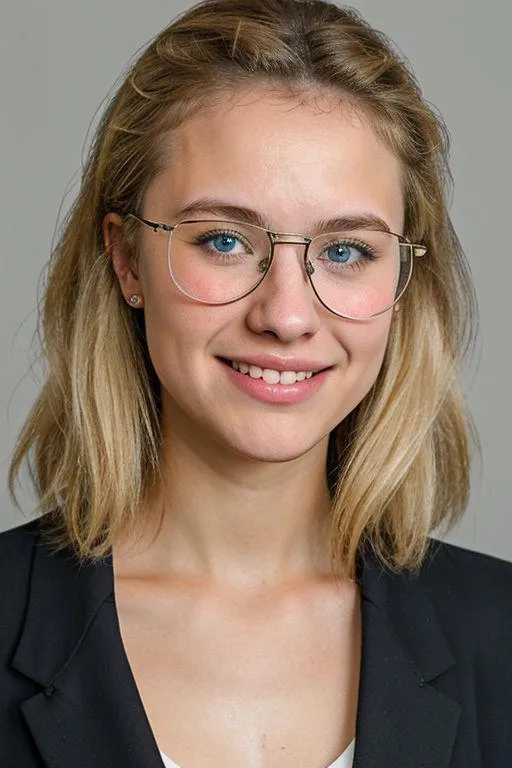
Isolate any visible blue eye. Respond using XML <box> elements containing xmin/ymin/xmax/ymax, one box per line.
<box><xmin>195</xmin><ymin>229</ymin><xmax>252</xmax><ymax>257</ymax></box>
<box><xmin>211</xmin><ymin>233</ymin><xmax>238</xmax><ymax>252</ymax></box>
<box><xmin>320</xmin><ymin>238</ymin><xmax>376</xmax><ymax>266</ymax></box>
<box><xmin>326</xmin><ymin>243</ymin><xmax>354</xmax><ymax>263</ymax></box>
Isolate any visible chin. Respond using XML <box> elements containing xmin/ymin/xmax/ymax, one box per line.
<box><xmin>220</xmin><ymin>428</ymin><xmax>329</xmax><ymax>465</ymax></box>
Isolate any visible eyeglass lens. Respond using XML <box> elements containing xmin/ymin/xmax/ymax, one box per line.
<box><xmin>166</xmin><ymin>220</ymin><xmax>412</xmax><ymax>319</ymax></box>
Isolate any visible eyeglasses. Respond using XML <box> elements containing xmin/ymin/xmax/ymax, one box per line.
<box><xmin>125</xmin><ymin>213</ymin><xmax>426</xmax><ymax>321</ymax></box>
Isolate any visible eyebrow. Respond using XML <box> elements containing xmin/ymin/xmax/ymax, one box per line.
<box><xmin>174</xmin><ymin>198</ymin><xmax>393</xmax><ymax>235</ymax></box>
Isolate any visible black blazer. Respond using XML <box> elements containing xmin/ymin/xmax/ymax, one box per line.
<box><xmin>1</xmin><ymin>517</ymin><xmax>512</xmax><ymax>768</ymax></box>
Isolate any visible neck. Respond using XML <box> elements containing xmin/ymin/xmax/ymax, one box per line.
<box><xmin>122</xmin><ymin>428</ymin><xmax>334</xmax><ymax>593</ymax></box>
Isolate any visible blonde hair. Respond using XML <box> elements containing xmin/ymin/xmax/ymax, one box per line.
<box><xmin>8</xmin><ymin>0</ymin><xmax>477</xmax><ymax>580</ymax></box>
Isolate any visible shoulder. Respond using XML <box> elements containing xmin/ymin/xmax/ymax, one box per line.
<box><xmin>422</xmin><ymin>537</ymin><xmax>512</xmax><ymax>599</ymax></box>
<box><xmin>0</xmin><ymin>515</ymin><xmax>112</xmax><ymax>670</ymax></box>
<box><xmin>418</xmin><ymin>537</ymin><xmax>512</xmax><ymax>641</ymax></box>
<box><xmin>0</xmin><ymin>516</ymin><xmax>41</xmax><ymax>579</ymax></box>
<box><xmin>414</xmin><ymin>539</ymin><xmax>512</xmax><ymax>745</ymax></box>
<box><xmin>0</xmin><ymin>517</ymin><xmax>44</xmax><ymax>655</ymax></box>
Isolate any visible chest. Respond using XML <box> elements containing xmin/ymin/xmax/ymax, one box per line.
<box><xmin>115</xmin><ymin>579</ymin><xmax>361</xmax><ymax>767</ymax></box>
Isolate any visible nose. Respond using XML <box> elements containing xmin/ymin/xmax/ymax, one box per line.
<box><xmin>243</xmin><ymin>241</ymin><xmax>322</xmax><ymax>342</ymax></box>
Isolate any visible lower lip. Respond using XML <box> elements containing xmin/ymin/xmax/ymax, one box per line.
<box><xmin>219</xmin><ymin>359</ymin><xmax>330</xmax><ymax>404</ymax></box>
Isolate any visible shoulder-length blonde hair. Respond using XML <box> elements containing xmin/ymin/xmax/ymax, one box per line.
<box><xmin>8</xmin><ymin>0</ymin><xmax>477</xmax><ymax>580</ymax></box>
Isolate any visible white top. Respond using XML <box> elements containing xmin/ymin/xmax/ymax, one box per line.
<box><xmin>160</xmin><ymin>738</ymin><xmax>355</xmax><ymax>768</ymax></box>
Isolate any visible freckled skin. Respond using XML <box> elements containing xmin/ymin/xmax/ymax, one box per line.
<box><xmin>116</xmin><ymin>86</ymin><xmax>404</xmax><ymax>464</ymax></box>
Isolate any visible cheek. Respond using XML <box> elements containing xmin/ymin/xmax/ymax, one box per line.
<box><xmin>138</xmin><ymin>235</ymin><xmax>201</xmax><ymax>335</ymax></box>
<box><xmin>137</xmin><ymin>253</ymin><xmax>191</xmax><ymax>383</ymax></box>
<box><xmin>328</xmin><ymin>318</ymin><xmax>393</xmax><ymax>426</ymax></box>
<box><xmin>139</xmin><ymin>262</ymin><xmax>227</xmax><ymax>399</ymax></box>
<box><xmin>337</xmin><ymin>314</ymin><xmax>394</xmax><ymax>390</ymax></box>
<box><xmin>339</xmin><ymin>308</ymin><xmax>393</xmax><ymax>353</ymax></box>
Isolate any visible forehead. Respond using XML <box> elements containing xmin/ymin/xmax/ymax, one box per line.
<box><xmin>147</xmin><ymin>86</ymin><xmax>404</xmax><ymax>233</ymax></box>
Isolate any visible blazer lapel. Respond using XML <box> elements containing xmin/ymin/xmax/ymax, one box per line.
<box><xmin>353</xmin><ymin>544</ymin><xmax>461</xmax><ymax>767</ymax></box>
<box><xmin>12</xmin><ymin>531</ymin><xmax>461</xmax><ymax>768</ymax></box>
<box><xmin>11</xmin><ymin>537</ymin><xmax>164</xmax><ymax>768</ymax></box>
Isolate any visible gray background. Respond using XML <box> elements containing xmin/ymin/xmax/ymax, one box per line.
<box><xmin>1</xmin><ymin>1</ymin><xmax>510</xmax><ymax>559</ymax></box>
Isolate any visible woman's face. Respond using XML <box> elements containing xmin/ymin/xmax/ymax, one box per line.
<box><xmin>110</xmin><ymin>86</ymin><xmax>404</xmax><ymax>463</ymax></box>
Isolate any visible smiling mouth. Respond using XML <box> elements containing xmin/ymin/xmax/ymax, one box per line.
<box><xmin>218</xmin><ymin>357</ymin><xmax>326</xmax><ymax>385</ymax></box>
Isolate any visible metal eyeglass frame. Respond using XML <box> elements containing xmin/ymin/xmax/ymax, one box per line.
<box><xmin>125</xmin><ymin>212</ymin><xmax>427</xmax><ymax>321</ymax></box>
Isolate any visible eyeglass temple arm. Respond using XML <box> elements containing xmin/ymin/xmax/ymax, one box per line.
<box><xmin>125</xmin><ymin>213</ymin><xmax>174</xmax><ymax>233</ymax></box>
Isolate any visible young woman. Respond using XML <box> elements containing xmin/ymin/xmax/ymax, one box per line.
<box><xmin>2</xmin><ymin>0</ymin><xmax>511</xmax><ymax>766</ymax></box>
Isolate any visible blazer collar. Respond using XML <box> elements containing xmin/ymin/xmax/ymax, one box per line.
<box><xmin>353</xmin><ymin>544</ymin><xmax>460</xmax><ymax>766</ymax></box>
<box><xmin>13</xmin><ymin>530</ymin><xmax>460</xmax><ymax>767</ymax></box>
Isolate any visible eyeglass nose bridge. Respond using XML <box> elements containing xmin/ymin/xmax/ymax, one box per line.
<box><xmin>268</xmin><ymin>231</ymin><xmax>313</xmax><ymax>247</ymax></box>
<box><xmin>264</xmin><ymin>231</ymin><xmax>316</xmax><ymax>276</ymax></box>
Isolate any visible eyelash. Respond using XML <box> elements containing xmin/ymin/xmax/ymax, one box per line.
<box><xmin>195</xmin><ymin>231</ymin><xmax>377</xmax><ymax>250</ymax></box>
<box><xmin>317</xmin><ymin>238</ymin><xmax>379</xmax><ymax>269</ymax></box>
<box><xmin>194</xmin><ymin>229</ymin><xmax>254</xmax><ymax>254</ymax></box>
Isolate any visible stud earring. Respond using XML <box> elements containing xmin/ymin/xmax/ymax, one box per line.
<box><xmin>129</xmin><ymin>294</ymin><xmax>142</xmax><ymax>306</ymax></box>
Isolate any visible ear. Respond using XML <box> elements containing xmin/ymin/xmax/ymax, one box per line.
<box><xmin>103</xmin><ymin>212</ymin><xmax>144</xmax><ymax>307</ymax></box>
<box><xmin>393</xmin><ymin>303</ymin><xmax>401</xmax><ymax>313</ymax></box>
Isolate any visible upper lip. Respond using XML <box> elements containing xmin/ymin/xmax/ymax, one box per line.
<box><xmin>219</xmin><ymin>355</ymin><xmax>331</xmax><ymax>373</ymax></box>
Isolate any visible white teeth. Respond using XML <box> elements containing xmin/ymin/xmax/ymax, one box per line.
<box><xmin>229</xmin><ymin>360</ymin><xmax>317</xmax><ymax>383</ymax></box>
<box><xmin>280</xmin><ymin>371</ymin><xmax>297</xmax><ymax>385</ymax></box>
<box><xmin>262</xmin><ymin>369</ymin><xmax>281</xmax><ymax>384</ymax></box>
